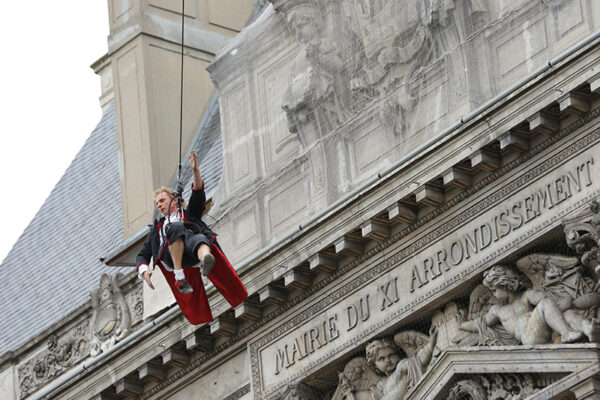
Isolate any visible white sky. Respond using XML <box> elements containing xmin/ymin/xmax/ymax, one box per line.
<box><xmin>0</xmin><ymin>2</ymin><xmax>109</xmax><ymax>263</ymax></box>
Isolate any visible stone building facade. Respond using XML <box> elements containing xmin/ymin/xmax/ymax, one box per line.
<box><xmin>3</xmin><ymin>0</ymin><xmax>600</xmax><ymax>399</ymax></box>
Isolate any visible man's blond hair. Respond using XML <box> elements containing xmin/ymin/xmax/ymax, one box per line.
<box><xmin>153</xmin><ymin>186</ymin><xmax>186</xmax><ymax>208</ymax></box>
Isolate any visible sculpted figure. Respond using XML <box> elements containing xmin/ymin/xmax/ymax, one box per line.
<box><xmin>458</xmin><ymin>265</ymin><xmax>584</xmax><ymax>345</ymax></box>
<box><xmin>565</xmin><ymin>199</ymin><xmax>600</xmax><ymax>274</ymax></box>
<box><xmin>453</xmin><ymin>284</ymin><xmax>519</xmax><ymax>346</ymax></box>
<box><xmin>366</xmin><ymin>328</ymin><xmax>438</xmax><ymax>400</ymax></box>
<box><xmin>331</xmin><ymin>357</ymin><xmax>379</xmax><ymax>400</ymax></box>
<box><xmin>281</xmin><ymin>1</ymin><xmax>350</xmax><ymax>141</ymax></box>
<box><xmin>344</xmin><ymin>0</ymin><xmax>433</xmax><ymax>136</ymax></box>
<box><xmin>516</xmin><ymin>253</ymin><xmax>600</xmax><ymax>342</ymax></box>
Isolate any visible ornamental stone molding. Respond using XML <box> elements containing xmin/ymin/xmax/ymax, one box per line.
<box><xmin>17</xmin><ymin>322</ymin><xmax>90</xmax><ymax>399</ymax></box>
<box><xmin>447</xmin><ymin>374</ymin><xmax>554</xmax><ymax>400</ymax></box>
<box><xmin>90</xmin><ymin>273</ymin><xmax>132</xmax><ymax>357</ymax></box>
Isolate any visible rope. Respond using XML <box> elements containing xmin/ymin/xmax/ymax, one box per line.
<box><xmin>176</xmin><ymin>0</ymin><xmax>185</xmax><ymax>211</ymax></box>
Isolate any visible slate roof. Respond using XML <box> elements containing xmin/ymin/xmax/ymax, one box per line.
<box><xmin>0</xmin><ymin>96</ymin><xmax>224</xmax><ymax>358</ymax></box>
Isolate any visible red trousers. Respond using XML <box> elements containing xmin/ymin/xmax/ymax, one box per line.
<box><xmin>159</xmin><ymin>245</ymin><xmax>248</xmax><ymax>324</ymax></box>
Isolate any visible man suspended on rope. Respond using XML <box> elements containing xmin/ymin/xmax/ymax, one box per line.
<box><xmin>136</xmin><ymin>151</ymin><xmax>247</xmax><ymax>324</ymax></box>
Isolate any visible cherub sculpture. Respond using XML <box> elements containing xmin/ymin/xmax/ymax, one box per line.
<box><xmin>453</xmin><ymin>284</ymin><xmax>519</xmax><ymax>346</ymax></box>
<box><xmin>456</xmin><ymin>265</ymin><xmax>585</xmax><ymax>345</ymax></box>
<box><xmin>366</xmin><ymin>328</ymin><xmax>438</xmax><ymax>400</ymax></box>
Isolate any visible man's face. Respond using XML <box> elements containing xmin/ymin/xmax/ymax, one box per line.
<box><xmin>155</xmin><ymin>192</ymin><xmax>176</xmax><ymax>216</ymax></box>
<box><xmin>374</xmin><ymin>347</ymin><xmax>400</xmax><ymax>376</ymax></box>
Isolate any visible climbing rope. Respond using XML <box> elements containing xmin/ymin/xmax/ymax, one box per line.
<box><xmin>168</xmin><ymin>0</ymin><xmax>186</xmax><ymax>224</ymax></box>
<box><xmin>176</xmin><ymin>0</ymin><xmax>186</xmax><ymax>210</ymax></box>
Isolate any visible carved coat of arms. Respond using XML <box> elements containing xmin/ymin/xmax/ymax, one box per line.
<box><xmin>90</xmin><ymin>273</ymin><xmax>131</xmax><ymax>356</ymax></box>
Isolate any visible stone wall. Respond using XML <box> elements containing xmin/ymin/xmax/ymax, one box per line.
<box><xmin>207</xmin><ymin>0</ymin><xmax>600</xmax><ymax>265</ymax></box>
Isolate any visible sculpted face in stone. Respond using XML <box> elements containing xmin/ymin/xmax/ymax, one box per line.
<box><xmin>490</xmin><ymin>287</ymin><xmax>511</xmax><ymax>304</ymax></box>
<box><xmin>374</xmin><ymin>347</ymin><xmax>400</xmax><ymax>376</ymax></box>
<box><xmin>287</xmin><ymin>5</ymin><xmax>321</xmax><ymax>45</ymax></box>
<box><xmin>366</xmin><ymin>339</ymin><xmax>400</xmax><ymax>376</ymax></box>
<box><xmin>483</xmin><ymin>265</ymin><xmax>521</xmax><ymax>299</ymax></box>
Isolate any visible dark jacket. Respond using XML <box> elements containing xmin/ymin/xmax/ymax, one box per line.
<box><xmin>136</xmin><ymin>184</ymin><xmax>214</xmax><ymax>270</ymax></box>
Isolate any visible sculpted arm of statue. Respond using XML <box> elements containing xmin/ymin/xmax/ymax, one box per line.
<box><xmin>417</xmin><ymin>326</ymin><xmax>438</xmax><ymax>367</ymax></box>
<box><xmin>525</xmin><ymin>288</ymin><xmax>546</xmax><ymax>306</ymax></box>
<box><xmin>484</xmin><ymin>306</ymin><xmax>501</xmax><ymax>326</ymax></box>
<box><xmin>459</xmin><ymin>307</ymin><xmax>500</xmax><ymax>331</ymax></box>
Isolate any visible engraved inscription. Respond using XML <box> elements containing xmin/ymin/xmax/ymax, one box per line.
<box><xmin>274</xmin><ymin>314</ymin><xmax>340</xmax><ymax>375</ymax></box>
<box><xmin>410</xmin><ymin>158</ymin><xmax>594</xmax><ymax>292</ymax></box>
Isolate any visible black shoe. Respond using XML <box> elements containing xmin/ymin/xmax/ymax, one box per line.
<box><xmin>175</xmin><ymin>278</ymin><xmax>193</xmax><ymax>294</ymax></box>
<box><xmin>201</xmin><ymin>254</ymin><xmax>215</xmax><ymax>277</ymax></box>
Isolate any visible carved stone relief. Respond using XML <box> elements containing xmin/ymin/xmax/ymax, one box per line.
<box><xmin>276</xmin><ymin>382</ymin><xmax>321</xmax><ymax>400</ymax></box>
<box><xmin>447</xmin><ymin>374</ymin><xmax>555</xmax><ymax>400</ymax></box>
<box><xmin>125</xmin><ymin>280</ymin><xmax>144</xmax><ymax>325</ymax></box>
<box><xmin>270</xmin><ymin>0</ymin><xmax>488</xmax><ymax>142</ymax></box>
<box><xmin>90</xmin><ymin>273</ymin><xmax>132</xmax><ymax>357</ymax></box>
<box><xmin>330</xmin><ymin>327</ymin><xmax>438</xmax><ymax>400</ymax></box>
<box><xmin>17</xmin><ymin>322</ymin><xmax>90</xmax><ymax>398</ymax></box>
<box><xmin>455</xmin><ymin>246</ymin><xmax>600</xmax><ymax>346</ymax></box>
<box><xmin>447</xmin><ymin>379</ymin><xmax>487</xmax><ymax>400</ymax></box>
<box><xmin>277</xmin><ymin>0</ymin><xmax>352</xmax><ymax>144</ymax></box>
<box><xmin>323</xmin><ymin>199</ymin><xmax>600</xmax><ymax>400</ymax></box>
<box><xmin>431</xmin><ymin>302</ymin><xmax>463</xmax><ymax>350</ymax></box>
<box><xmin>564</xmin><ymin>199</ymin><xmax>600</xmax><ymax>276</ymax></box>
<box><xmin>344</xmin><ymin>0</ymin><xmax>435</xmax><ymax>136</ymax></box>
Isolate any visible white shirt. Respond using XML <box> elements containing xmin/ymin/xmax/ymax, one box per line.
<box><xmin>138</xmin><ymin>209</ymin><xmax>183</xmax><ymax>280</ymax></box>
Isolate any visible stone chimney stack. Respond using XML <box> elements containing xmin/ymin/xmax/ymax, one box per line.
<box><xmin>104</xmin><ymin>0</ymin><xmax>256</xmax><ymax>239</ymax></box>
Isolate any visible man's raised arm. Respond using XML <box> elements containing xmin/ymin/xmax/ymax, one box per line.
<box><xmin>187</xmin><ymin>151</ymin><xmax>206</xmax><ymax>217</ymax></box>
